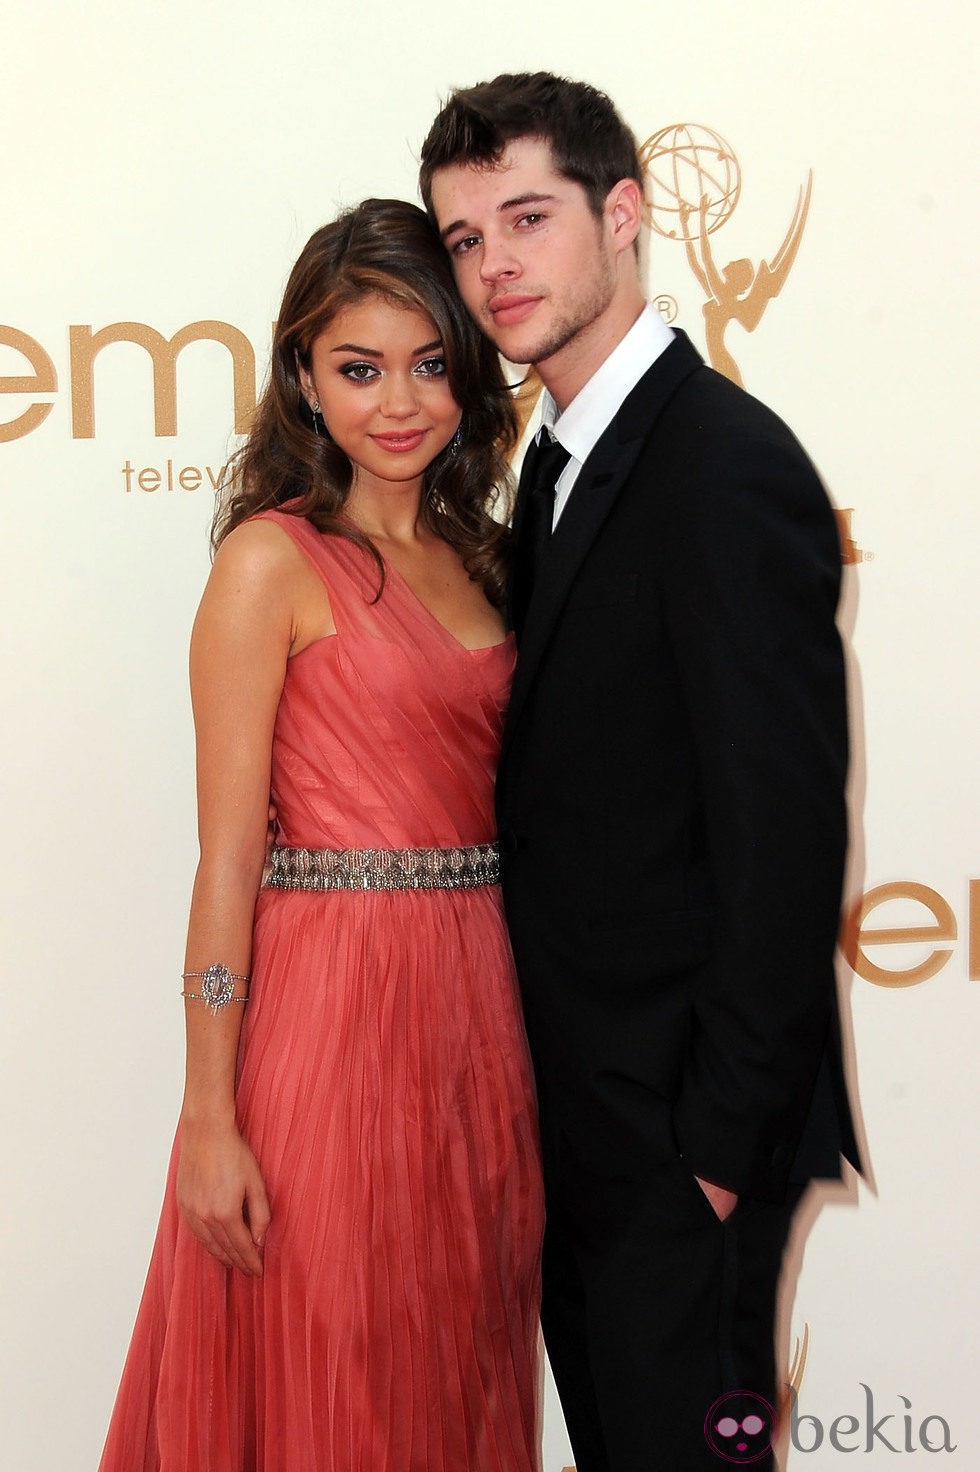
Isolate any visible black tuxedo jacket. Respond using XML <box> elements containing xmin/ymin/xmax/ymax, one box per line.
<box><xmin>497</xmin><ymin>331</ymin><xmax>858</xmax><ymax>1204</ymax></box>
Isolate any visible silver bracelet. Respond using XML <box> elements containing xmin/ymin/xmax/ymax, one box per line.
<box><xmin>180</xmin><ymin>963</ymin><xmax>251</xmax><ymax>1015</ymax></box>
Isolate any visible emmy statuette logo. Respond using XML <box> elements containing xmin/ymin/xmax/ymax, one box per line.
<box><xmin>640</xmin><ymin>123</ymin><xmax>812</xmax><ymax>390</ymax></box>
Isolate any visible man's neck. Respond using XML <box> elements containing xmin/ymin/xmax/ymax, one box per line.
<box><xmin>537</xmin><ymin>287</ymin><xmax>646</xmax><ymax>413</ymax></box>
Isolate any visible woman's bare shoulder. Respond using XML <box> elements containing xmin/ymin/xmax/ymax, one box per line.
<box><xmin>210</xmin><ymin>516</ymin><xmax>318</xmax><ymax>592</ymax></box>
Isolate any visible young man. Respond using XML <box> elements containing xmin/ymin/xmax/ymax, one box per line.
<box><xmin>420</xmin><ymin>74</ymin><xmax>858</xmax><ymax>1472</ymax></box>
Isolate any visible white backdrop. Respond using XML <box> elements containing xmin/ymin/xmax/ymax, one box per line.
<box><xmin>2</xmin><ymin>3</ymin><xmax>978</xmax><ymax>1467</ymax></box>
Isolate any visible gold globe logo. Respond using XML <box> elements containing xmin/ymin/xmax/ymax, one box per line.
<box><xmin>641</xmin><ymin>122</ymin><xmax>742</xmax><ymax>242</ymax></box>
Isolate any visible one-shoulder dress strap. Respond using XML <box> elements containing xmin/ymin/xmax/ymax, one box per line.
<box><xmin>251</xmin><ymin>508</ymin><xmax>381</xmax><ymax>628</ymax></box>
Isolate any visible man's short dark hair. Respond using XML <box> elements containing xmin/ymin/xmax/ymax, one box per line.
<box><xmin>419</xmin><ymin>72</ymin><xmax>642</xmax><ymax>218</ymax></box>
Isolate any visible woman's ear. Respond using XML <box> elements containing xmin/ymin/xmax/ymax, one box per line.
<box><xmin>297</xmin><ymin>360</ymin><xmax>316</xmax><ymax>406</ymax></box>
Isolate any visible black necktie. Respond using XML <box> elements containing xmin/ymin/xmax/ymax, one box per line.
<box><xmin>511</xmin><ymin>433</ymin><xmax>571</xmax><ymax>636</ymax></box>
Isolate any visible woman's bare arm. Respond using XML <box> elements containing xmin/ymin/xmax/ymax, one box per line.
<box><xmin>176</xmin><ymin>520</ymin><xmax>299</xmax><ymax>1275</ymax></box>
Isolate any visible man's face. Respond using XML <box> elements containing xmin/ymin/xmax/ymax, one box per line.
<box><xmin>429</xmin><ymin>136</ymin><xmax>619</xmax><ymax>373</ymax></box>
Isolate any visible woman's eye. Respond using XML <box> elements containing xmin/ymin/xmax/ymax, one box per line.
<box><xmin>339</xmin><ymin>362</ymin><xmax>378</xmax><ymax>382</ymax></box>
<box><xmin>415</xmin><ymin>357</ymin><xmax>447</xmax><ymax>378</ymax></box>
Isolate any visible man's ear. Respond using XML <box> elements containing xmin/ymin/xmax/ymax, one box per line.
<box><xmin>605</xmin><ymin>178</ymin><xmax>644</xmax><ymax>254</ymax></box>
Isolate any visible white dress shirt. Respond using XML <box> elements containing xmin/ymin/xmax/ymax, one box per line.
<box><xmin>534</xmin><ymin>304</ymin><xmax>675</xmax><ymax>530</ymax></box>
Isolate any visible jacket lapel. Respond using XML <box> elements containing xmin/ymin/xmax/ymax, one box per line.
<box><xmin>503</xmin><ymin>331</ymin><xmax>703</xmax><ymax>753</ymax></box>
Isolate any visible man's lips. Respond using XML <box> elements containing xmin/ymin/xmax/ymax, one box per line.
<box><xmin>488</xmin><ymin>294</ymin><xmax>542</xmax><ymax>327</ymax></box>
<box><xmin>370</xmin><ymin>430</ymin><xmax>428</xmax><ymax>453</ymax></box>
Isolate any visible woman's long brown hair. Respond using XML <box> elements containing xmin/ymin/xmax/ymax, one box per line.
<box><xmin>213</xmin><ymin>198</ymin><xmax>516</xmax><ymax>606</ymax></box>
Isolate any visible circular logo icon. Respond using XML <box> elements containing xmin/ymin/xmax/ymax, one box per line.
<box><xmin>640</xmin><ymin>123</ymin><xmax>741</xmax><ymax>241</ymax></box>
<box><xmin>704</xmin><ymin>1390</ymin><xmax>774</xmax><ymax>1463</ymax></box>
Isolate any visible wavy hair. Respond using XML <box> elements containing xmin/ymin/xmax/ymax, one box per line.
<box><xmin>214</xmin><ymin>199</ymin><xmax>516</xmax><ymax>606</ymax></box>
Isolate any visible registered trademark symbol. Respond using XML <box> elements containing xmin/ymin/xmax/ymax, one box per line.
<box><xmin>653</xmin><ymin>294</ymin><xmax>678</xmax><ymax>323</ymax></box>
<box><xmin>863</xmin><ymin>550</ymin><xmax>875</xmax><ymax>562</ymax></box>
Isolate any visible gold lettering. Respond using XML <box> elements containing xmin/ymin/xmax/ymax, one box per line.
<box><xmin>0</xmin><ymin>325</ymin><xmax>57</xmax><ymax>442</ymax></box>
<box><xmin>69</xmin><ymin>320</ymin><xmax>255</xmax><ymax>439</ymax></box>
<box><xmin>970</xmin><ymin>879</ymin><xmax>978</xmax><ymax>981</ymax></box>
<box><xmin>841</xmin><ymin>881</ymin><xmax>957</xmax><ymax>987</ymax></box>
<box><xmin>121</xmin><ymin>459</ymin><xmax>228</xmax><ymax>492</ymax></box>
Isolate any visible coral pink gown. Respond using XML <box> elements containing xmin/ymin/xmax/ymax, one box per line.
<box><xmin>99</xmin><ymin>512</ymin><xmax>543</xmax><ymax>1472</ymax></box>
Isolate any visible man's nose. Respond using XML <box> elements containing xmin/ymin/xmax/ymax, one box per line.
<box><xmin>479</xmin><ymin>235</ymin><xmax>520</xmax><ymax>285</ymax></box>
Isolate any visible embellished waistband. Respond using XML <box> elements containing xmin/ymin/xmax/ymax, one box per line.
<box><xmin>264</xmin><ymin>842</ymin><xmax>501</xmax><ymax>892</ymax></box>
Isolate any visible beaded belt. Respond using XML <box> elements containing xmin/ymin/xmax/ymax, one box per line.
<box><xmin>264</xmin><ymin>842</ymin><xmax>500</xmax><ymax>891</ymax></box>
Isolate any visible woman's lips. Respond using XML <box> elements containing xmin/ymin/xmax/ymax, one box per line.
<box><xmin>370</xmin><ymin>431</ymin><xmax>428</xmax><ymax>453</ymax></box>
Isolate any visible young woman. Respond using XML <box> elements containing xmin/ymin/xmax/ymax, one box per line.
<box><xmin>99</xmin><ymin>199</ymin><xmax>543</xmax><ymax>1472</ymax></box>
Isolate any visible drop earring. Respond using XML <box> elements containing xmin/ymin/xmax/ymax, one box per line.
<box><xmin>449</xmin><ymin>424</ymin><xmax>463</xmax><ymax>456</ymax></box>
<box><xmin>311</xmin><ymin>398</ymin><xmax>324</xmax><ymax>437</ymax></box>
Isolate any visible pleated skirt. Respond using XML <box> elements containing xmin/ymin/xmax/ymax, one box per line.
<box><xmin>99</xmin><ymin>886</ymin><xmax>543</xmax><ymax>1472</ymax></box>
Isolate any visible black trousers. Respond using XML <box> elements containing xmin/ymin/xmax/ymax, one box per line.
<box><xmin>543</xmin><ymin>1154</ymin><xmax>803</xmax><ymax>1472</ymax></box>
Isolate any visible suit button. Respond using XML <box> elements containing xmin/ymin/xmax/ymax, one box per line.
<box><xmin>498</xmin><ymin>829</ymin><xmax>527</xmax><ymax>854</ymax></box>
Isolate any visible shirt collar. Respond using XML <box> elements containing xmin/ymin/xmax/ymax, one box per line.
<box><xmin>539</xmin><ymin>304</ymin><xmax>675</xmax><ymax>463</ymax></box>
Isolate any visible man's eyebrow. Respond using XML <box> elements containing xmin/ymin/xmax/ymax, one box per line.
<box><xmin>440</xmin><ymin>193</ymin><xmax>559</xmax><ymax>242</ymax></box>
<box><xmin>498</xmin><ymin>192</ymin><xmax>558</xmax><ymax>213</ymax></box>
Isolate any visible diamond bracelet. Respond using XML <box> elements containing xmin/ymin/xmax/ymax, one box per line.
<box><xmin>180</xmin><ymin>962</ymin><xmax>251</xmax><ymax>1015</ymax></box>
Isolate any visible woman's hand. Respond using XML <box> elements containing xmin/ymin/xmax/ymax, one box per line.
<box><xmin>176</xmin><ymin>1119</ymin><xmax>271</xmax><ymax>1276</ymax></box>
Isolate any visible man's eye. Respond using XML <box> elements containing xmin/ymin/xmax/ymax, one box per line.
<box><xmin>339</xmin><ymin>362</ymin><xmax>378</xmax><ymax>382</ymax></box>
<box><xmin>451</xmin><ymin>235</ymin><xmax>480</xmax><ymax>255</ymax></box>
<box><xmin>415</xmin><ymin>357</ymin><xmax>447</xmax><ymax>377</ymax></box>
<box><xmin>517</xmin><ymin>212</ymin><xmax>545</xmax><ymax>228</ymax></box>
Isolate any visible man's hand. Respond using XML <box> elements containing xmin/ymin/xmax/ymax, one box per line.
<box><xmin>695</xmin><ymin>1175</ymin><xmax>739</xmax><ymax>1222</ymax></box>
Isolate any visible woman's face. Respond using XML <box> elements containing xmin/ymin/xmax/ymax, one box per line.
<box><xmin>299</xmin><ymin>293</ymin><xmax>461</xmax><ymax>495</ymax></box>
